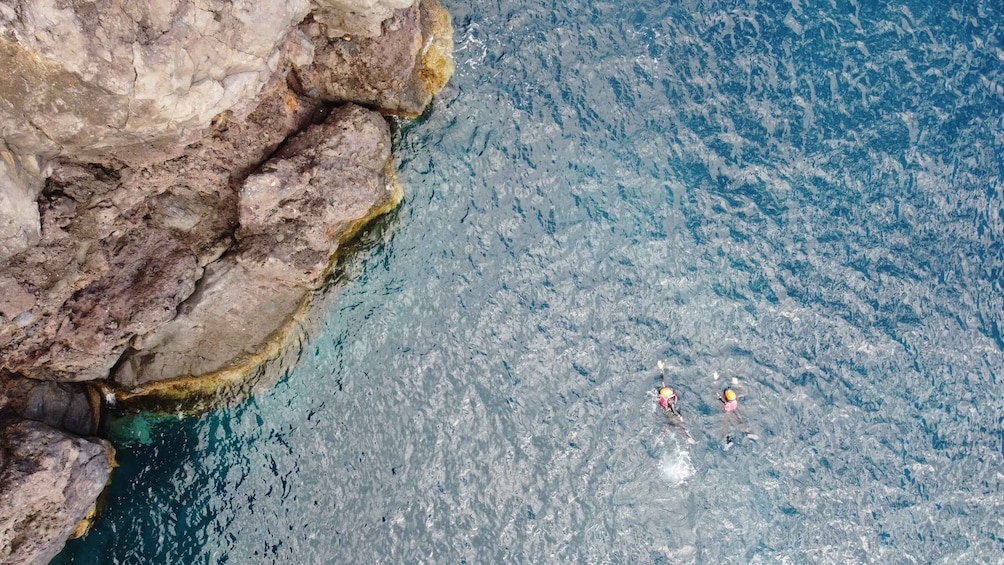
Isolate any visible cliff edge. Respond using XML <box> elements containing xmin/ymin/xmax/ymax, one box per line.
<box><xmin>0</xmin><ymin>0</ymin><xmax>453</xmax><ymax>561</ymax></box>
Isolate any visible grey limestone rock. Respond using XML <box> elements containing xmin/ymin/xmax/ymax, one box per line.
<box><xmin>0</xmin><ymin>0</ymin><xmax>312</xmax><ymax>163</ymax></box>
<box><xmin>0</xmin><ymin>0</ymin><xmax>312</xmax><ymax>265</ymax></box>
<box><xmin>0</xmin><ymin>80</ymin><xmax>322</xmax><ymax>383</ymax></box>
<box><xmin>113</xmin><ymin>104</ymin><xmax>397</xmax><ymax>387</ymax></box>
<box><xmin>0</xmin><ymin>415</ymin><xmax>111</xmax><ymax>565</ymax></box>
<box><xmin>294</xmin><ymin>0</ymin><xmax>454</xmax><ymax>117</ymax></box>
<box><xmin>0</xmin><ymin>151</ymin><xmax>48</xmax><ymax>263</ymax></box>
<box><xmin>0</xmin><ymin>373</ymin><xmax>100</xmax><ymax>437</ymax></box>
<box><xmin>312</xmin><ymin>0</ymin><xmax>414</xmax><ymax>38</ymax></box>
<box><xmin>0</xmin><ymin>0</ymin><xmax>447</xmax><ymax>268</ymax></box>
<box><xmin>0</xmin><ymin>0</ymin><xmax>430</xmax><ymax>166</ymax></box>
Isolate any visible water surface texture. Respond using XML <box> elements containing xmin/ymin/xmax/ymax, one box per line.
<box><xmin>58</xmin><ymin>0</ymin><xmax>1004</xmax><ymax>562</ymax></box>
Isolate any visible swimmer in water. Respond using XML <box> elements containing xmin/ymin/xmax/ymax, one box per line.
<box><xmin>714</xmin><ymin>374</ymin><xmax>757</xmax><ymax>449</ymax></box>
<box><xmin>658</xmin><ymin>385</ymin><xmax>680</xmax><ymax>417</ymax></box>
<box><xmin>657</xmin><ymin>361</ymin><xmax>694</xmax><ymax>442</ymax></box>
<box><xmin>718</xmin><ymin>387</ymin><xmax>739</xmax><ymax>413</ymax></box>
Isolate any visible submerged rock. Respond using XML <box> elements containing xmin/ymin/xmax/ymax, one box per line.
<box><xmin>0</xmin><ymin>415</ymin><xmax>112</xmax><ymax>565</ymax></box>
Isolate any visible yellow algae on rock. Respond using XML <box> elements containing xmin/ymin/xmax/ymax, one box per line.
<box><xmin>106</xmin><ymin>155</ymin><xmax>404</xmax><ymax>414</ymax></box>
<box><xmin>419</xmin><ymin>0</ymin><xmax>456</xmax><ymax>98</ymax></box>
<box><xmin>68</xmin><ymin>444</ymin><xmax>116</xmax><ymax>540</ymax></box>
<box><xmin>293</xmin><ymin>0</ymin><xmax>456</xmax><ymax>118</ymax></box>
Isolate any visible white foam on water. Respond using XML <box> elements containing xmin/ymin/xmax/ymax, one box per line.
<box><xmin>660</xmin><ymin>443</ymin><xmax>696</xmax><ymax>486</ymax></box>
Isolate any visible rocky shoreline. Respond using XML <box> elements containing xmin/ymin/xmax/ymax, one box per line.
<box><xmin>0</xmin><ymin>0</ymin><xmax>453</xmax><ymax>562</ymax></box>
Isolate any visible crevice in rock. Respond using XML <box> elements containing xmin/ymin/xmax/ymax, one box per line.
<box><xmin>23</xmin><ymin>116</ymin><xmax>62</xmax><ymax>154</ymax></box>
<box><xmin>171</xmin><ymin>263</ymin><xmax>213</xmax><ymax>319</ymax></box>
<box><xmin>232</xmin><ymin>104</ymin><xmax>332</xmax><ymax>188</ymax></box>
<box><xmin>105</xmin><ymin>347</ymin><xmax>136</xmax><ymax>390</ymax></box>
<box><xmin>286</xmin><ymin>65</ymin><xmax>307</xmax><ymax>97</ymax></box>
<box><xmin>125</xmin><ymin>42</ymin><xmax>139</xmax><ymax>129</ymax></box>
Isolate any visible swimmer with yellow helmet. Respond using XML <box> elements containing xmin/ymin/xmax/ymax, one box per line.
<box><xmin>718</xmin><ymin>387</ymin><xmax>739</xmax><ymax>412</ymax></box>
<box><xmin>656</xmin><ymin>361</ymin><xmax>694</xmax><ymax>442</ymax></box>
<box><xmin>655</xmin><ymin>361</ymin><xmax>681</xmax><ymax>417</ymax></box>
<box><xmin>714</xmin><ymin>372</ymin><xmax>757</xmax><ymax>448</ymax></box>
<box><xmin>658</xmin><ymin>385</ymin><xmax>680</xmax><ymax>416</ymax></box>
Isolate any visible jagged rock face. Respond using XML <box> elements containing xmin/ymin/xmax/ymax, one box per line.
<box><xmin>294</xmin><ymin>0</ymin><xmax>455</xmax><ymax>117</ymax></box>
<box><xmin>0</xmin><ymin>0</ymin><xmax>455</xmax><ymax>385</ymax></box>
<box><xmin>0</xmin><ymin>0</ymin><xmax>311</xmax><ymax>163</ymax></box>
<box><xmin>0</xmin><ymin>374</ymin><xmax>100</xmax><ymax>437</ymax></box>
<box><xmin>114</xmin><ymin>104</ymin><xmax>396</xmax><ymax>387</ymax></box>
<box><xmin>0</xmin><ymin>0</ymin><xmax>442</xmax><ymax>263</ymax></box>
<box><xmin>0</xmin><ymin>152</ymin><xmax>48</xmax><ymax>263</ymax></box>
<box><xmin>0</xmin><ymin>0</ymin><xmax>454</xmax><ymax>383</ymax></box>
<box><xmin>0</xmin><ymin>416</ymin><xmax>112</xmax><ymax>565</ymax></box>
<box><xmin>237</xmin><ymin>104</ymin><xmax>394</xmax><ymax>282</ymax></box>
<box><xmin>0</xmin><ymin>0</ymin><xmax>310</xmax><ymax>263</ymax></box>
<box><xmin>0</xmin><ymin>0</ymin><xmax>453</xmax><ymax>561</ymax></box>
<box><xmin>0</xmin><ymin>81</ymin><xmax>321</xmax><ymax>383</ymax></box>
<box><xmin>312</xmin><ymin>0</ymin><xmax>415</xmax><ymax>38</ymax></box>
<box><xmin>0</xmin><ymin>95</ymin><xmax>397</xmax><ymax>389</ymax></box>
<box><xmin>0</xmin><ymin>0</ymin><xmax>436</xmax><ymax>165</ymax></box>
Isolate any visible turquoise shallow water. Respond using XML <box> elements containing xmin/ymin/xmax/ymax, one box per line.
<box><xmin>57</xmin><ymin>0</ymin><xmax>1004</xmax><ymax>563</ymax></box>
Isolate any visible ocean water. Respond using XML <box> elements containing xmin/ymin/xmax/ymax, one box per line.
<box><xmin>57</xmin><ymin>0</ymin><xmax>1004</xmax><ymax>563</ymax></box>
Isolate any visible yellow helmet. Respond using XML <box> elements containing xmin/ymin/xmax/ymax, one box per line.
<box><xmin>724</xmin><ymin>389</ymin><xmax>737</xmax><ymax>402</ymax></box>
<box><xmin>659</xmin><ymin>387</ymin><xmax>674</xmax><ymax>399</ymax></box>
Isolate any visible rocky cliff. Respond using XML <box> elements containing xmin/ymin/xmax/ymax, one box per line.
<box><xmin>0</xmin><ymin>415</ymin><xmax>112</xmax><ymax>565</ymax></box>
<box><xmin>0</xmin><ymin>0</ymin><xmax>453</xmax><ymax>561</ymax></box>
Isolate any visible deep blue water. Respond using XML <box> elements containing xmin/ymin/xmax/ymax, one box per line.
<box><xmin>57</xmin><ymin>0</ymin><xmax>1004</xmax><ymax>563</ymax></box>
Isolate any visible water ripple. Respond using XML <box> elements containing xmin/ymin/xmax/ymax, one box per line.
<box><xmin>58</xmin><ymin>0</ymin><xmax>1004</xmax><ymax>563</ymax></box>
